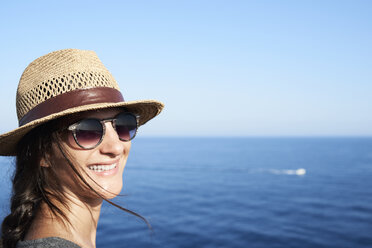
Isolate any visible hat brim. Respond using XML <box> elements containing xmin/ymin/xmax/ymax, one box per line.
<box><xmin>0</xmin><ymin>100</ymin><xmax>164</xmax><ymax>156</ymax></box>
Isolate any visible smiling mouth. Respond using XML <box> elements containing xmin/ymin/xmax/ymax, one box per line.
<box><xmin>88</xmin><ymin>163</ymin><xmax>117</xmax><ymax>173</ymax></box>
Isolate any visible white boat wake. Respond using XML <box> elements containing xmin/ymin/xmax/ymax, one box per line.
<box><xmin>268</xmin><ymin>168</ymin><xmax>306</xmax><ymax>176</ymax></box>
<box><xmin>249</xmin><ymin>168</ymin><xmax>306</xmax><ymax>176</ymax></box>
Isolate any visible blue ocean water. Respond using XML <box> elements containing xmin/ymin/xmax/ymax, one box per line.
<box><xmin>1</xmin><ymin>138</ymin><xmax>372</xmax><ymax>248</ymax></box>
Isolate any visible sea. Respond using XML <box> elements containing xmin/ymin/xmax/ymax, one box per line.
<box><xmin>0</xmin><ymin>137</ymin><xmax>372</xmax><ymax>248</ymax></box>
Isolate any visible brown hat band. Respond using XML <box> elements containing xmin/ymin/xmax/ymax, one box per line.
<box><xmin>19</xmin><ymin>87</ymin><xmax>124</xmax><ymax>126</ymax></box>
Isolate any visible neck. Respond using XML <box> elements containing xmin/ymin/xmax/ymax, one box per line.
<box><xmin>25</xmin><ymin>195</ymin><xmax>103</xmax><ymax>248</ymax></box>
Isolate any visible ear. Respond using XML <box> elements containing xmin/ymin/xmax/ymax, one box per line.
<box><xmin>40</xmin><ymin>156</ymin><xmax>50</xmax><ymax>168</ymax></box>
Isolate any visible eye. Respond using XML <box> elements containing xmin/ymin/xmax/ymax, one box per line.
<box><xmin>73</xmin><ymin>119</ymin><xmax>103</xmax><ymax>148</ymax></box>
<box><xmin>115</xmin><ymin>113</ymin><xmax>137</xmax><ymax>141</ymax></box>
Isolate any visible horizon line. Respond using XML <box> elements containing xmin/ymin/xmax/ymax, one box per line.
<box><xmin>135</xmin><ymin>135</ymin><xmax>372</xmax><ymax>138</ymax></box>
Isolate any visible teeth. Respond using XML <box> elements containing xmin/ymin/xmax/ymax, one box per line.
<box><xmin>88</xmin><ymin>163</ymin><xmax>116</xmax><ymax>172</ymax></box>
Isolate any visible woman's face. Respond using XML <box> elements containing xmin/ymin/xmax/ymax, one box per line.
<box><xmin>51</xmin><ymin>108</ymin><xmax>132</xmax><ymax>201</ymax></box>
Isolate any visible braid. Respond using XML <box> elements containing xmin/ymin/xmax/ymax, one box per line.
<box><xmin>1</xmin><ymin>125</ymin><xmax>54</xmax><ymax>248</ymax></box>
<box><xmin>1</xmin><ymin>174</ymin><xmax>41</xmax><ymax>248</ymax></box>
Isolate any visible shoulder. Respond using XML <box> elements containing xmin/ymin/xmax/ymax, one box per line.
<box><xmin>16</xmin><ymin>237</ymin><xmax>81</xmax><ymax>248</ymax></box>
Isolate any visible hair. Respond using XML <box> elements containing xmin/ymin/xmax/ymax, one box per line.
<box><xmin>1</xmin><ymin>111</ymin><xmax>150</xmax><ymax>248</ymax></box>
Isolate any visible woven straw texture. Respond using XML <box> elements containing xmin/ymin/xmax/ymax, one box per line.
<box><xmin>16</xmin><ymin>49</ymin><xmax>119</xmax><ymax>120</ymax></box>
<box><xmin>0</xmin><ymin>49</ymin><xmax>164</xmax><ymax>156</ymax></box>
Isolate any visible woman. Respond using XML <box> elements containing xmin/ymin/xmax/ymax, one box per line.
<box><xmin>0</xmin><ymin>49</ymin><xmax>164</xmax><ymax>248</ymax></box>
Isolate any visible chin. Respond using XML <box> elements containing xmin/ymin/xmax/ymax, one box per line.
<box><xmin>97</xmin><ymin>181</ymin><xmax>123</xmax><ymax>199</ymax></box>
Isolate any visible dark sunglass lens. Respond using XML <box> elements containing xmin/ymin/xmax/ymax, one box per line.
<box><xmin>75</xmin><ymin>119</ymin><xmax>103</xmax><ymax>148</ymax></box>
<box><xmin>115</xmin><ymin>113</ymin><xmax>137</xmax><ymax>141</ymax></box>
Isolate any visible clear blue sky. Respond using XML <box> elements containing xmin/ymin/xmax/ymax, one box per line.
<box><xmin>0</xmin><ymin>1</ymin><xmax>371</xmax><ymax>136</ymax></box>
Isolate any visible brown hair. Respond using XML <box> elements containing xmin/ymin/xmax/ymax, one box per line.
<box><xmin>1</xmin><ymin>113</ymin><xmax>149</xmax><ymax>248</ymax></box>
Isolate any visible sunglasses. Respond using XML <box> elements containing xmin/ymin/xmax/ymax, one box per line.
<box><xmin>67</xmin><ymin>112</ymin><xmax>138</xmax><ymax>149</ymax></box>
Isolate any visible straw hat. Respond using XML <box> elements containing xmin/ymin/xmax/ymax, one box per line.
<box><xmin>0</xmin><ymin>49</ymin><xmax>164</xmax><ymax>156</ymax></box>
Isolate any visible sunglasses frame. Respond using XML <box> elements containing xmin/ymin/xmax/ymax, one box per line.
<box><xmin>67</xmin><ymin>112</ymin><xmax>139</xmax><ymax>149</ymax></box>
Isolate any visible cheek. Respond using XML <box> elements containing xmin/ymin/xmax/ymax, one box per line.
<box><xmin>49</xmin><ymin>146</ymin><xmax>95</xmax><ymax>197</ymax></box>
<box><xmin>46</xmin><ymin>152</ymin><xmax>85</xmax><ymax>193</ymax></box>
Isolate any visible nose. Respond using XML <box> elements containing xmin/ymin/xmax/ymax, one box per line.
<box><xmin>98</xmin><ymin>122</ymin><xmax>126</xmax><ymax>157</ymax></box>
